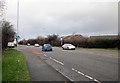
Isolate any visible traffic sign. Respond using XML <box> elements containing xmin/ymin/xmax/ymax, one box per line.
<box><xmin>16</xmin><ymin>35</ymin><xmax>20</xmax><ymax>40</ymax></box>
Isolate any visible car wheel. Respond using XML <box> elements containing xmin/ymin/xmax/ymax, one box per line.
<box><xmin>42</xmin><ymin>49</ymin><xmax>45</xmax><ymax>51</ymax></box>
<box><xmin>67</xmin><ymin>47</ymin><xmax>69</xmax><ymax>50</ymax></box>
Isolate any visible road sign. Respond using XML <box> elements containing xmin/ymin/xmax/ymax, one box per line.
<box><xmin>16</xmin><ymin>35</ymin><xmax>20</xmax><ymax>40</ymax></box>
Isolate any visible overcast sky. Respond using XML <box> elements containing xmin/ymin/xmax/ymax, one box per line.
<box><xmin>5</xmin><ymin>0</ymin><xmax>118</xmax><ymax>39</ymax></box>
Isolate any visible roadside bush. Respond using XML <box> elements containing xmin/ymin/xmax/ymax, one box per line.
<box><xmin>86</xmin><ymin>38</ymin><xmax>118</xmax><ymax>48</ymax></box>
<box><xmin>2</xmin><ymin>21</ymin><xmax>15</xmax><ymax>50</ymax></box>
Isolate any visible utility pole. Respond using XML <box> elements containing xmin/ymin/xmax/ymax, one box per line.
<box><xmin>16</xmin><ymin>0</ymin><xmax>19</xmax><ymax>48</ymax></box>
<box><xmin>17</xmin><ymin>0</ymin><xmax>19</xmax><ymax>35</ymax></box>
<box><xmin>60</xmin><ymin>37</ymin><xmax>63</xmax><ymax>46</ymax></box>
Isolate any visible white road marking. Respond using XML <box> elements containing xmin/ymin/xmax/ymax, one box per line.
<box><xmin>72</xmin><ymin>68</ymin><xmax>101</xmax><ymax>83</ymax></box>
<box><xmin>78</xmin><ymin>71</ymin><xmax>85</xmax><ymax>76</ymax></box>
<box><xmin>49</xmin><ymin>57</ymin><xmax>52</xmax><ymax>59</ymax></box>
<box><xmin>42</xmin><ymin>54</ymin><xmax>72</xmax><ymax>81</ymax></box>
<box><xmin>52</xmin><ymin>58</ymin><xmax>64</xmax><ymax>65</ymax></box>
<box><xmin>55</xmin><ymin>68</ymin><xmax>74</xmax><ymax>81</ymax></box>
<box><xmin>84</xmin><ymin>75</ymin><xmax>93</xmax><ymax>80</ymax></box>
<box><xmin>94</xmin><ymin>79</ymin><xmax>101</xmax><ymax>83</ymax></box>
<box><xmin>45</xmin><ymin>54</ymin><xmax>64</xmax><ymax>65</ymax></box>
<box><xmin>44</xmin><ymin>54</ymin><xmax>47</xmax><ymax>57</ymax></box>
<box><xmin>43</xmin><ymin>53</ymin><xmax>101</xmax><ymax>82</ymax></box>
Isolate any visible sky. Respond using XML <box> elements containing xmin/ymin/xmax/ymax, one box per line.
<box><xmin>5</xmin><ymin>0</ymin><xmax>118</xmax><ymax>39</ymax></box>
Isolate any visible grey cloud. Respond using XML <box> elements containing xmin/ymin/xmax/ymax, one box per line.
<box><xmin>6</xmin><ymin>0</ymin><xmax>118</xmax><ymax>39</ymax></box>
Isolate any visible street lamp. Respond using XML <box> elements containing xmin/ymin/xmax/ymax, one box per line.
<box><xmin>60</xmin><ymin>37</ymin><xmax>63</xmax><ymax>46</ymax></box>
<box><xmin>16</xmin><ymin>0</ymin><xmax>19</xmax><ymax>47</ymax></box>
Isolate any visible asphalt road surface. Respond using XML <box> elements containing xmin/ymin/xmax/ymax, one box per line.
<box><xmin>18</xmin><ymin>45</ymin><xmax>118</xmax><ymax>82</ymax></box>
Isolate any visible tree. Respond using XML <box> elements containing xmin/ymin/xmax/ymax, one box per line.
<box><xmin>27</xmin><ymin>39</ymin><xmax>36</xmax><ymax>45</ymax></box>
<box><xmin>18</xmin><ymin>39</ymin><xmax>27</xmax><ymax>45</ymax></box>
<box><xmin>2</xmin><ymin>21</ymin><xmax>15</xmax><ymax>50</ymax></box>
<box><xmin>36</xmin><ymin>36</ymin><xmax>45</xmax><ymax>45</ymax></box>
<box><xmin>47</xmin><ymin>34</ymin><xmax>59</xmax><ymax>46</ymax></box>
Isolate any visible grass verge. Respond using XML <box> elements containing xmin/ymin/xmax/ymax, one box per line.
<box><xmin>2</xmin><ymin>48</ymin><xmax>30</xmax><ymax>81</ymax></box>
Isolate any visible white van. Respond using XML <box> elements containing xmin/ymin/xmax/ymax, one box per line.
<box><xmin>7</xmin><ymin>42</ymin><xmax>15</xmax><ymax>48</ymax></box>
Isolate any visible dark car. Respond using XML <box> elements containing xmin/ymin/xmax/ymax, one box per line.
<box><xmin>42</xmin><ymin>44</ymin><xmax>52</xmax><ymax>51</ymax></box>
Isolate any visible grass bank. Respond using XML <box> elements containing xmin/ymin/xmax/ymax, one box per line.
<box><xmin>2</xmin><ymin>48</ymin><xmax>30</xmax><ymax>81</ymax></box>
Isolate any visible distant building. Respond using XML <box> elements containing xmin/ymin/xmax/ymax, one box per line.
<box><xmin>61</xmin><ymin>34</ymin><xmax>84</xmax><ymax>45</ymax></box>
<box><xmin>62</xmin><ymin>34</ymin><xmax>84</xmax><ymax>40</ymax></box>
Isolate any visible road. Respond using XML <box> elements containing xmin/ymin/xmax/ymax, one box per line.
<box><xmin>18</xmin><ymin>45</ymin><xmax>118</xmax><ymax>82</ymax></box>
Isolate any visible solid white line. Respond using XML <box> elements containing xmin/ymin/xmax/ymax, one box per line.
<box><xmin>94</xmin><ymin>79</ymin><xmax>102</xmax><ymax>83</ymax></box>
<box><xmin>59</xmin><ymin>71</ymin><xmax>74</xmax><ymax>81</ymax></box>
<box><xmin>72</xmin><ymin>68</ymin><xmax>101</xmax><ymax>83</ymax></box>
<box><xmin>56</xmin><ymin>69</ymin><xmax>74</xmax><ymax>81</ymax></box>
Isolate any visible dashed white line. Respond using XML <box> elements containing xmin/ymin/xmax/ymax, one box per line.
<box><xmin>49</xmin><ymin>57</ymin><xmax>52</xmax><ymax>59</ymax></box>
<box><xmin>44</xmin><ymin>54</ymin><xmax>64</xmax><ymax>66</ymax></box>
<box><xmin>72</xmin><ymin>68</ymin><xmax>101</xmax><ymax>83</ymax></box>
<box><xmin>78</xmin><ymin>71</ymin><xmax>85</xmax><ymax>76</ymax></box>
<box><xmin>44</xmin><ymin>54</ymin><xmax>47</xmax><ymax>57</ymax></box>
<box><xmin>52</xmin><ymin>58</ymin><xmax>64</xmax><ymax>65</ymax></box>
<box><xmin>84</xmin><ymin>75</ymin><xmax>93</xmax><ymax>80</ymax></box>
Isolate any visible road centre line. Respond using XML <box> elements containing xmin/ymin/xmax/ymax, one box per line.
<box><xmin>72</xmin><ymin>68</ymin><xmax>101</xmax><ymax>83</ymax></box>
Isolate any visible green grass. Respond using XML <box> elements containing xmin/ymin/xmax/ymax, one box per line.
<box><xmin>0</xmin><ymin>52</ymin><xmax>2</xmax><ymax>82</ymax></box>
<box><xmin>2</xmin><ymin>48</ymin><xmax>30</xmax><ymax>81</ymax></box>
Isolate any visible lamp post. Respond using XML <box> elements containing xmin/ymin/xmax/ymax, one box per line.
<box><xmin>60</xmin><ymin>38</ymin><xmax>63</xmax><ymax>46</ymax></box>
<box><xmin>17</xmin><ymin>0</ymin><xmax>19</xmax><ymax>34</ymax></box>
<box><xmin>16</xmin><ymin>0</ymin><xmax>19</xmax><ymax>48</ymax></box>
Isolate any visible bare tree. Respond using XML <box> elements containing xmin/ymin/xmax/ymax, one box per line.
<box><xmin>36</xmin><ymin>36</ymin><xmax>45</xmax><ymax>45</ymax></box>
<box><xmin>27</xmin><ymin>39</ymin><xmax>36</xmax><ymax>45</ymax></box>
<box><xmin>47</xmin><ymin>34</ymin><xmax>59</xmax><ymax>46</ymax></box>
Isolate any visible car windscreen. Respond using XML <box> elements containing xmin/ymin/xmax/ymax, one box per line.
<box><xmin>44</xmin><ymin>44</ymin><xmax>51</xmax><ymax>47</ymax></box>
<box><xmin>65</xmin><ymin>44</ymin><xmax>72</xmax><ymax>46</ymax></box>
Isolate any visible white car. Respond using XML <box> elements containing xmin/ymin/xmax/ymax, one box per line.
<box><xmin>27</xmin><ymin>43</ymin><xmax>30</xmax><ymax>46</ymax></box>
<box><xmin>34</xmin><ymin>44</ymin><xmax>39</xmax><ymax>47</ymax></box>
<box><xmin>8</xmin><ymin>42</ymin><xmax>15</xmax><ymax>48</ymax></box>
<box><xmin>62</xmin><ymin>44</ymin><xmax>75</xmax><ymax>50</ymax></box>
